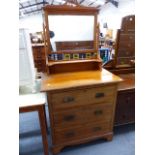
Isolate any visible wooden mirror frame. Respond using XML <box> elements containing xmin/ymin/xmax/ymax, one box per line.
<box><xmin>42</xmin><ymin>3</ymin><xmax>102</xmax><ymax>74</ymax></box>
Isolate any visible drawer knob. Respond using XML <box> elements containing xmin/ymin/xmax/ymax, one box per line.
<box><xmin>93</xmin><ymin>126</ymin><xmax>102</xmax><ymax>132</ymax></box>
<box><xmin>63</xmin><ymin>96</ymin><xmax>75</xmax><ymax>103</ymax></box>
<box><xmin>95</xmin><ymin>93</ymin><xmax>104</xmax><ymax>98</ymax></box>
<box><xmin>65</xmin><ymin>131</ymin><xmax>75</xmax><ymax>138</ymax></box>
<box><xmin>94</xmin><ymin>110</ymin><xmax>103</xmax><ymax>116</ymax></box>
<box><xmin>64</xmin><ymin>115</ymin><xmax>75</xmax><ymax>121</ymax></box>
<box><xmin>129</xmin><ymin>36</ymin><xmax>133</xmax><ymax>39</ymax></box>
<box><xmin>126</xmin><ymin>97</ymin><xmax>131</xmax><ymax>103</ymax></box>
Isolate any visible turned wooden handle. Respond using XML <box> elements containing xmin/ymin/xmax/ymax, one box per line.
<box><xmin>95</xmin><ymin>92</ymin><xmax>105</xmax><ymax>98</ymax></box>
<box><xmin>94</xmin><ymin>110</ymin><xmax>103</xmax><ymax>116</ymax></box>
<box><xmin>64</xmin><ymin>115</ymin><xmax>75</xmax><ymax>121</ymax></box>
<box><xmin>65</xmin><ymin>131</ymin><xmax>75</xmax><ymax>138</ymax></box>
<box><xmin>93</xmin><ymin>126</ymin><xmax>102</xmax><ymax>132</ymax></box>
<box><xmin>63</xmin><ymin>96</ymin><xmax>75</xmax><ymax>103</ymax></box>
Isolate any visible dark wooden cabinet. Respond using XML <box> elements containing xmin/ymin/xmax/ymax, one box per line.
<box><xmin>115</xmin><ymin>15</ymin><xmax>135</xmax><ymax>68</ymax></box>
<box><xmin>42</xmin><ymin>70</ymin><xmax>121</xmax><ymax>154</ymax></box>
<box><xmin>32</xmin><ymin>44</ymin><xmax>46</xmax><ymax>72</ymax></box>
<box><xmin>103</xmin><ymin>15</ymin><xmax>135</xmax><ymax>126</ymax></box>
<box><xmin>114</xmin><ymin>73</ymin><xmax>135</xmax><ymax>126</ymax></box>
<box><xmin>115</xmin><ymin>89</ymin><xmax>135</xmax><ymax>125</ymax></box>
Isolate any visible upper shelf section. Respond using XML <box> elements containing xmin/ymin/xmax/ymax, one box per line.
<box><xmin>42</xmin><ymin>2</ymin><xmax>100</xmax><ymax>74</ymax></box>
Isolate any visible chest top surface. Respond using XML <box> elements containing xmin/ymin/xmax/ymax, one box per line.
<box><xmin>41</xmin><ymin>69</ymin><xmax>122</xmax><ymax>92</ymax></box>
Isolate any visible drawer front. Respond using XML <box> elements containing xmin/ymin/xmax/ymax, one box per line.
<box><xmin>117</xmin><ymin>49</ymin><xmax>134</xmax><ymax>57</ymax></box>
<box><xmin>116</xmin><ymin>57</ymin><xmax>135</xmax><ymax>66</ymax></box>
<box><xmin>119</xmin><ymin>34</ymin><xmax>135</xmax><ymax>42</ymax></box>
<box><xmin>53</xmin><ymin>108</ymin><xmax>84</xmax><ymax>128</ymax></box>
<box><xmin>118</xmin><ymin>41</ymin><xmax>135</xmax><ymax>50</ymax></box>
<box><xmin>34</xmin><ymin>59</ymin><xmax>46</xmax><ymax>72</ymax></box>
<box><xmin>54</xmin><ymin>121</ymin><xmax>111</xmax><ymax>144</ymax></box>
<box><xmin>115</xmin><ymin>91</ymin><xmax>135</xmax><ymax>125</ymax></box>
<box><xmin>32</xmin><ymin>47</ymin><xmax>45</xmax><ymax>59</ymax></box>
<box><xmin>53</xmin><ymin>103</ymin><xmax>113</xmax><ymax>128</ymax></box>
<box><xmin>85</xmin><ymin>103</ymin><xmax>113</xmax><ymax>123</ymax></box>
<box><xmin>48</xmin><ymin>85</ymin><xmax>116</xmax><ymax>110</ymax></box>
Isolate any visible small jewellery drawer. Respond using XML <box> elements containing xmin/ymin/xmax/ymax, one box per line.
<box><xmin>53</xmin><ymin>103</ymin><xmax>113</xmax><ymax>128</ymax></box>
<box><xmin>118</xmin><ymin>41</ymin><xmax>135</xmax><ymax>50</ymax></box>
<box><xmin>54</xmin><ymin>121</ymin><xmax>111</xmax><ymax>144</ymax></box>
<box><xmin>119</xmin><ymin>34</ymin><xmax>135</xmax><ymax>42</ymax></box>
<box><xmin>48</xmin><ymin>85</ymin><xmax>116</xmax><ymax>110</ymax></box>
<box><xmin>117</xmin><ymin>49</ymin><xmax>134</xmax><ymax>57</ymax></box>
<box><xmin>116</xmin><ymin>57</ymin><xmax>135</xmax><ymax>66</ymax></box>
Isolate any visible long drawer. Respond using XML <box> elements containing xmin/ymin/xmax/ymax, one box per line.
<box><xmin>118</xmin><ymin>41</ymin><xmax>135</xmax><ymax>50</ymax></box>
<box><xmin>116</xmin><ymin>57</ymin><xmax>135</xmax><ymax>66</ymax></box>
<box><xmin>117</xmin><ymin>48</ymin><xmax>134</xmax><ymax>57</ymax></box>
<box><xmin>53</xmin><ymin>103</ymin><xmax>113</xmax><ymax>128</ymax></box>
<box><xmin>119</xmin><ymin>33</ymin><xmax>135</xmax><ymax>42</ymax></box>
<box><xmin>48</xmin><ymin>85</ymin><xmax>116</xmax><ymax>110</ymax></box>
<box><xmin>54</xmin><ymin>121</ymin><xmax>111</xmax><ymax>144</ymax></box>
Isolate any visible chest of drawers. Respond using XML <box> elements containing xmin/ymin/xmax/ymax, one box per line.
<box><xmin>114</xmin><ymin>73</ymin><xmax>135</xmax><ymax>126</ymax></box>
<box><xmin>115</xmin><ymin>30</ymin><xmax>135</xmax><ymax>67</ymax></box>
<box><xmin>115</xmin><ymin>15</ymin><xmax>135</xmax><ymax>68</ymax></box>
<box><xmin>41</xmin><ymin>69</ymin><xmax>122</xmax><ymax>154</ymax></box>
<box><xmin>32</xmin><ymin>44</ymin><xmax>46</xmax><ymax>72</ymax></box>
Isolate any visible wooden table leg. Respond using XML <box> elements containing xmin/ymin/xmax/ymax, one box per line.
<box><xmin>38</xmin><ymin>105</ymin><xmax>49</xmax><ymax>155</ymax></box>
<box><xmin>43</xmin><ymin>105</ymin><xmax>49</xmax><ymax>133</ymax></box>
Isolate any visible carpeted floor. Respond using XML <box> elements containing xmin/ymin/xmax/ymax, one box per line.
<box><xmin>19</xmin><ymin>105</ymin><xmax>135</xmax><ymax>155</ymax></box>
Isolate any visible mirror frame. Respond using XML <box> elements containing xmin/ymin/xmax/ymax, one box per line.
<box><xmin>42</xmin><ymin>4</ymin><xmax>99</xmax><ymax>59</ymax></box>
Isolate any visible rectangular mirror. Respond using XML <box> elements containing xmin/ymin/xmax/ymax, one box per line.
<box><xmin>48</xmin><ymin>15</ymin><xmax>95</xmax><ymax>51</ymax></box>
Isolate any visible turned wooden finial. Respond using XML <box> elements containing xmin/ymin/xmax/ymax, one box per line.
<box><xmin>64</xmin><ymin>0</ymin><xmax>79</xmax><ymax>6</ymax></box>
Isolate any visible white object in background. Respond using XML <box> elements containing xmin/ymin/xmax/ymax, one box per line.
<box><xmin>19</xmin><ymin>28</ymin><xmax>35</xmax><ymax>87</ymax></box>
<box><xmin>19</xmin><ymin>93</ymin><xmax>47</xmax><ymax>107</ymax></box>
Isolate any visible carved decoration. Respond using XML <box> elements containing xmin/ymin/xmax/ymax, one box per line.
<box><xmin>63</xmin><ymin>0</ymin><xmax>79</xmax><ymax>6</ymax></box>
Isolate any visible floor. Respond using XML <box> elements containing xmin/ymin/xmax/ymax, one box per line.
<box><xmin>19</xmin><ymin>105</ymin><xmax>135</xmax><ymax>155</ymax></box>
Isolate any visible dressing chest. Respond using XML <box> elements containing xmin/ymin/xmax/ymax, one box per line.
<box><xmin>41</xmin><ymin>69</ymin><xmax>122</xmax><ymax>154</ymax></box>
<box><xmin>41</xmin><ymin>2</ymin><xmax>122</xmax><ymax>154</ymax></box>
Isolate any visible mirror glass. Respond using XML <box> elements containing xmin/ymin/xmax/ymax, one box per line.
<box><xmin>48</xmin><ymin>15</ymin><xmax>95</xmax><ymax>51</ymax></box>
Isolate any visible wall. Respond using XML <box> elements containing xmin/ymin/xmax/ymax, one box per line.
<box><xmin>19</xmin><ymin>13</ymin><xmax>43</xmax><ymax>33</ymax></box>
<box><xmin>99</xmin><ymin>0</ymin><xmax>135</xmax><ymax>39</ymax></box>
<box><xmin>19</xmin><ymin>0</ymin><xmax>135</xmax><ymax>38</ymax></box>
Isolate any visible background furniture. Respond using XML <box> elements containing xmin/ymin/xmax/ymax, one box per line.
<box><xmin>115</xmin><ymin>74</ymin><xmax>135</xmax><ymax>125</ymax></box>
<box><xmin>19</xmin><ymin>28</ymin><xmax>36</xmax><ymax>87</ymax></box>
<box><xmin>32</xmin><ymin>44</ymin><xmax>46</xmax><ymax>72</ymax></box>
<box><xmin>104</xmin><ymin>15</ymin><xmax>135</xmax><ymax>126</ymax></box>
<box><xmin>19</xmin><ymin>93</ymin><xmax>49</xmax><ymax>155</ymax></box>
<box><xmin>114</xmin><ymin>15</ymin><xmax>135</xmax><ymax>68</ymax></box>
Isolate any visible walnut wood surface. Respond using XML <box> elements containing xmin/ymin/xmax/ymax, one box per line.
<box><xmin>56</xmin><ymin>41</ymin><xmax>94</xmax><ymax>51</ymax></box>
<box><xmin>117</xmin><ymin>73</ymin><xmax>135</xmax><ymax>91</ymax></box>
<box><xmin>41</xmin><ymin>69</ymin><xmax>122</xmax><ymax>92</ymax></box>
<box><xmin>40</xmin><ymin>69</ymin><xmax>122</xmax><ymax>154</ymax></box>
<box><xmin>32</xmin><ymin>45</ymin><xmax>46</xmax><ymax>72</ymax></box>
<box><xmin>42</xmin><ymin>4</ymin><xmax>100</xmax><ymax>73</ymax></box>
<box><xmin>115</xmin><ymin>89</ymin><xmax>135</xmax><ymax>126</ymax></box>
<box><xmin>114</xmin><ymin>15</ymin><xmax>135</xmax><ymax>68</ymax></box>
<box><xmin>41</xmin><ymin>4</ymin><xmax>123</xmax><ymax>154</ymax></box>
<box><xmin>114</xmin><ymin>73</ymin><xmax>135</xmax><ymax>126</ymax></box>
<box><xmin>47</xmin><ymin>59</ymin><xmax>102</xmax><ymax>74</ymax></box>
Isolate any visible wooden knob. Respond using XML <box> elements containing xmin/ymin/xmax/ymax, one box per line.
<box><xmin>63</xmin><ymin>96</ymin><xmax>75</xmax><ymax>103</ymax></box>
<box><xmin>95</xmin><ymin>92</ymin><xmax>105</xmax><ymax>98</ymax></box>
<box><xmin>94</xmin><ymin>110</ymin><xmax>103</xmax><ymax>116</ymax></box>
